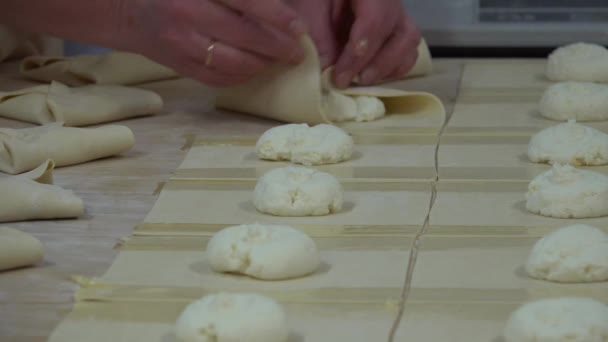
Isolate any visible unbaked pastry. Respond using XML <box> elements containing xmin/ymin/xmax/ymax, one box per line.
<box><xmin>525</xmin><ymin>164</ymin><xmax>608</xmax><ymax>219</ymax></box>
<box><xmin>0</xmin><ymin>227</ymin><xmax>44</xmax><ymax>272</ymax></box>
<box><xmin>0</xmin><ymin>160</ymin><xmax>84</xmax><ymax>223</ymax></box>
<box><xmin>175</xmin><ymin>293</ymin><xmax>289</xmax><ymax>342</ymax></box>
<box><xmin>256</xmin><ymin>124</ymin><xmax>354</xmax><ymax>166</ymax></box>
<box><xmin>528</xmin><ymin>120</ymin><xmax>608</xmax><ymax>166</ymax></box>
<box><xmin>20</xmin><ymin>51</ymin><xmax>178</xmax><ymax>86</ymax></box>
<box><xmin>540</xmin><ymin>82</ymin><xmax>608</xmax><ymax>122</ymax></box>
<box><xmin>0</xmin><ymin>123</ymin><xmax>134</xmax><ymax>174</ymax></box>
<box><xmin>0</xmin><ymin>25</ymin><xmax>62</xmax><ymax>63</ymax></box>
<box><xmin>207</xmin><ymin>223</ymin><xmax>320</xmax><ymax>280</ymax></box>
<box><xmin>0</xmin><ymin>81</ymin><xmax>163</xmax><ymax>126</ymax></box>
<box><xmin>503</xmin><ymin>297</ymin><xmax>608</xmax><ymax>342</ymax></box>
<box><xmin>216</xmin><ymin>36</ymin><xmax>444</xmax><ymax>125</ymax></box>
<box><xmin>546</xmin><ymin>42</ymin><xmax>608</xmax><ymax>82</ymax></box>
<box><xmin>254</xmin><ymin>166</ymin><xmax>343</xmax><ymax>217</ymax></box>
<box><xmin>525</xmin><ymin>224</ymin><xmax>608</xmax><ymax>283</ymax></box>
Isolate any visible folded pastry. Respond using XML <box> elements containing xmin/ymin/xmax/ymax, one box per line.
<box><xmin>0</xmin><ymin>226</ymin><xmax>44</xmax><ymax>272</ymax></box>
<box><xmin>1</xmin><ymin>25</ymin><xmax>62</xmax><ymax>63</ymax></box>
<box><xmin>0</xmin><ymin>123</ymin><xmax>135</xmax><ymax>174</ymax></box>
<box><xmin>0</xmin><ymin>160</ymin><xmax>84</xmax><ymax>223</ymax></box>
<box><xmin>216</xmin><ymin>37</ymin><xmax>443</xmax><ymax>125</ymax></box>
<box><xmin>20</xmin><ymin>51</ymin><xmax>178</xmax><ymax>86</ymax></box>
<box><xmin>0</xmin><ymin>81</ymin><xmax>163</xmax><ymax>126</ymax></box>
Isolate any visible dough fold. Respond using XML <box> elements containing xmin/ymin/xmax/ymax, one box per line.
<box><xmin>1</xmin><ymin>25</ymin><xmax>62</xmax><ymax>63</ymax></box>
<box><xmin>0</xmin><ymin>81</ymin><xmax>163</xmax><ymax>126</ymax></box>
<box><xmin>0</xmin><ymin>160</ymin><xmax>84</xmax><ymax>223</ymax></box>
<box><xmin>20</xmin><ymin>52</ymin><xmax>178</xmax><ymax>86</ymax></box>
<box><xmin>0</xmin><ymin>227</ymin><xmax>44</xmax><ymax>272</ymax></box>
<box><xmin>216</xmin><ymin>36</ymin><xmax>443</xmax><ymax>125</ymax></box>
<box><xmin>0</xmin><ymin>123</ymin><xmax>135</xmax><ymax>174</ymax></box>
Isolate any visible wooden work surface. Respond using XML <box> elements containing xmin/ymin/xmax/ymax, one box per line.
<box><xmin>0</xmin><ymin>59</ymin><xmax>464</xmax><ymax>341</ymax></box>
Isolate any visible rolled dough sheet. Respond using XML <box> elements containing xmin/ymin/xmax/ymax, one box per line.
<box><xmin>100</xmin><ymin>236</ymin><xmax>607</xmax><ymax>302</ymax></box>
<box><xmin>0</xmin><ymin>25</ymin><xmax>62</xmax><ymax>63</ymax></box>
<box><xmin>216</xmin><ymin>36</ymin><xmax>445</xmax><ymax>133</ymax></box>
<box><xmin>20</xmin><ymin>52</ymin><xmax>178</xmax><ymax>86</ymax></box>
<box><xmin>431</xmin><ymin>181</ymin><xmax>608</xmax><ymax>229</ymax></box>
<box><xmin>447</xmin><ymin>102</ymin><xmax>608</xmax><ymax>135</ymax></box>
<box><xmin>437</xmin><ymin>135</ymin><xmax>608</xmax><ymax>181</ymax></box>
<box><xmin>459</xmin><ymin>60</ymin><xmax>551</xmax><ymax>92</ymax></box>
<box><xmin>142</xmin><ymin>180</ymin><xmax>432</xmax><ymax>230</ymax></box>
<box><xmin>176</xmin><ymin>135</ymin><xmax>437</xmax><ymax>181</ymax></box>
<box><xmin>0</xmin><ymin>81</ymin><xmax>163</xmax><ymax>126</ymax></box>
<box><xmin>0</xmin><ymin>160</ymin><xmax>84</xmax><ymax>223</ymax></box>
<box><xmin>0</xmin><ymin>226</ymin><xmax>44</xmax><ymax>271</ymax></box>
<box><xmin>0</xmin><ymin>123</ymin><xmax>135</xmax><ymax>174</ymax></box>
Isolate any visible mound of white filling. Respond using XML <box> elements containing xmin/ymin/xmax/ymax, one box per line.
<box><xmin>525</xmin><ymin>164</ymin><xmax>608</xmax><ymax>219</ymax></box>
<box><xmin>175</xmin><ymin>293</ymin><xmax>289</xmax><ymax>342</ymax></box>
<box><xmin>528</xmin><ymin>120</ymin><xmax>608</xmax><ymax>166</ymax></box>
<box><xmin>540</xmin><ymin>82</ymin><xmax>608</xmax><ymax>121</ymax></box>
<box><xmin>256</xmin><ymin>124</ymin><xmax>353</xmax><ymax>166</ymax></box>
<box><xmin>503</xmin><ymin>297</ymin><xmax>608</xmax><ymax>342</ymax></box>
<box><xmin>206</xmin><ymin>224</ymin><xmax>320</xmax><ymax>280</ymax></box>
<box><xmin>546</xmin><ymin>42</ymin><xmax>608</xmax><ymax>82</ymax></box>
<box><xmin>254</xmin><ymin>166</ymin><xmax>343</xmax><ymax>216</ymax></box>
<box><xmin>324</xmin><ymin>91</ymin><xmax>386</xmax><ymax>122</ymax></box>
<box><xmin>526</xmin><ymin>224</ymin><xmax>608</xmax><ymax>283</ymax></box>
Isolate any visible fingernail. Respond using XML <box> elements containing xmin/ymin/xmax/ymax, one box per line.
<box><xmin>320</xmin><ymin>55</ymin><xmax>331</xmax><ymax>68</ymax></box>
<box><xmin>355</xmin><ymin>39</ymin><xmax>369</xmax><ymax>56</ymax></box>
<box><xmin>290</xmin><ymin>20</ymin><xmax>308</xmax><ymax>35</ymax></box>
<box><xmin>335</xmin><ymin>72</ymin><xmax>352</xmax><ymax>88</ymax></box>
<box><xmin>360</xmin><ymin>67</ymin><xmax>378</xmax><ymax>85</ymax></box>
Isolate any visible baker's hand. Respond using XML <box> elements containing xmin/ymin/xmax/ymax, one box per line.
<box><xmin>126</xmin><ymin>0</ymin><xmax>308</xmax><ymax>87</ymax></box>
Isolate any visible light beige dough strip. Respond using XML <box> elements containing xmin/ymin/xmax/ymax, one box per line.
<box><xmin>0</xmin><ymin>226</ymin><xmax>44</xmax><ymax>272</ymax></box>
<box><xmin>216</xmin><ymin>36</ymin><xmax>444</xmax><ymax>125</ymax></box>
<box><xmin>0</xmin><ymin>81</ymin><xmax>163</xmax><ymax>126</ymax></box>
<box><xmin>0</xmin><ymin>123</ymin><xmax>134</xmax><ymax>174</ymax></box>
<box><xmin>0</xmin><ymin>160</ymin><xmax>84</xmax><ymax>223</ymax></box>
<box><xmin>20</xmin><ymin>52</ymin><xmax>178</xmax><ymax>86</ymax></box>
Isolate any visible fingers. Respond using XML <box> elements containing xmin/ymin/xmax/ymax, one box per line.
<box><xmin>332</xmin><ymin>0</ymin><xmax>401</xmax><ymax>88</ymax></box>
<box><xmin>219</xmin><ymin>0</ymin><xmax>308</xmax><ymax>36</ymax></box>
<box><xmin>163</xmin><ymin>0</ymin><xmax>305</xmax><ymax>64</ymax></box>
<box><xmin>359</xmin><ymin>15</ymin><xmax>421</xmax><ymax>85</ymax></box>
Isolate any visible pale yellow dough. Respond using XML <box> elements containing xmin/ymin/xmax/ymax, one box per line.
<box><xmin>216</xmin><ymin>36</ymin><xmax>443</xmax><ymax>124</ymax></box>
<box><xmin>0</xmin><ymin>25</ymin><xmax>62</xmax><ymax>63</ymax></box>
<box><xmin>0</xmin><ymin>81</ymin><xmax>163</xmax><ymax>126</ymax></box>
<box><xmin>0</xmin><ymin>227</ymin><xmax>44</xmax><ymax>272</ymax></box>
<box><xmin>20</xmin><ymin>52</ymin><xmax>178</xmax><ymax>86</ymax></box>
<box><xmin>0</xmin><ymin>123</ymin><xmax>135</xmax><ymax>174</ymax></box>
<box><xmin>0</xmin><ymin>160</ymin><xmax>84</xmax><ymax>223</ymax></box>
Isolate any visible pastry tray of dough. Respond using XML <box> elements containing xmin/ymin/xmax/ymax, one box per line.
<box><xmin>47</xmin><ymin>60</ymin><xmax>608</xmax><ymax>342</ymax></box>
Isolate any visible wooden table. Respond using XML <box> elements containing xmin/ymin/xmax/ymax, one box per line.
<box><xmin>0</xmin><ymin>59</ymin><xmax>463</xmax><ymax>342</ymax></box>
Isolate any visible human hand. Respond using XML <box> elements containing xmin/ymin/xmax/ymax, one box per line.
<box><xmin>291</xmin><ymin>0</ymin><xmax>421</xmax><ymax>88</ymax></box>
<box><xmin>124</xmin><ymin>0</ymin><xmax>308</xmax><ymax>87</ymax></box>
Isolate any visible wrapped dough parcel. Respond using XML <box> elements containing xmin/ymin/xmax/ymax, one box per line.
<box><xmin>216</xmin><ymin>36</ymin><xmax>444</xmax><ymax>125</ymax></box>
<box><xmin>0</xmin><ymin>227</ymin><xmax>44</xmax><ymax>272</ymax></box>
<box><xmin>1</xmin><ymin>25</ymin><xmax>62</xmax><ymax>63</ymax></box>
<box><xmin>20</xmin><ymin>51</ymin><xmax>178</xmax><ymax>86</ymax></box>
<box><xmin>0</xmin><ymin>81</ymin><xmax>163</xmax><ymax>126</ymax></box>
<box><xmin>0</xmin><ymin>160</ymin><xmax>84</xmax><ymax>223</ymax></box>
<box><xmin>0</xmin><ymin>123</ymin><xmax>135</xmax><ymax>174</ymax></box>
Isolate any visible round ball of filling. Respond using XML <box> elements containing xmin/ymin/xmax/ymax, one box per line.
<box><xmin>546</xmin><ymin>42</ymin><xmax>608</xmax><ymax>82</ymax></box>
<box><xmin>503</xmin><ymin>297</ymin><xmax>608</xmax><ymax>342</ymax></box>
<box><xmin>525</xmin><ymin>164</ymin><xmax>608</xmax><ymax>219</ymax></box>
<box><xmin>207</xmin><ymin>223</ymin><xmax>320</xmax><ymax>280</ymax></box>
<box><xmin>528</xmin><ymin>120</ymin><xmax>608</xmax><ymax>166</ymax></box>
<box><xmin>255</xmin><ymin>124</ymin><xmax>353</xmax><ymax>166</ymax></box>
<box><xmin>254</xmin><ymin>166</ymin><xmax>343</xmax><ymax>216</ymax></box>
<box><xmin>525</xmin><ymin>224</ymin><xmax>608</xmax><ymax>283</ymax></box>
<box><xmin>175</xmin><ymin>293</ymin><xmax>289</xmax><ymax>342</ymax></box>
<box><xmin>539</xmin><ymin>82</ymin><xmax>608</xmax><ymax>122</ymax></box>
